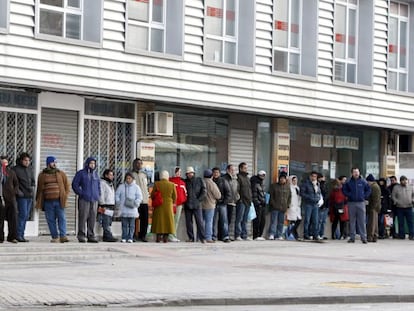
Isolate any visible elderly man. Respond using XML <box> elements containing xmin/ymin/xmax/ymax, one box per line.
<box><xmin>391</xmin><ymin>176</ymin><xmax>414</xmax><ymax>240</ymax></box>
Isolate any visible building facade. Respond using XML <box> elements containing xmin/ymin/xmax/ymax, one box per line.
<box><xmin>0</xmin><ymin>0</ymin><xmax>413</xmax><ymax>236</ymax></box>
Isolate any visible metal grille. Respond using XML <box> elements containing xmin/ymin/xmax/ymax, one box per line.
<box><xmin>0</xmin><ymin>112</ymin><xmax>36</xmax><ymax>165</ymax></box>
<box><xmin>84</xmin><ymin>119</ymin><xmax>133</xmax><ymax>187</ymax></box>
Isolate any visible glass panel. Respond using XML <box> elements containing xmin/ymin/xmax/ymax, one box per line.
<box><xmin>39</xmin><ymin>9</ymin><xmax>63</xmax><ymax>37</ymax></box>
<box><xmin>388</xmin><ymin>71</ymin><xmax>397</xmax><ymax>90</ymax></box>
<box><xmin>152</xmin><ymin>0</ymin><xmax>164</xmax><ymax>23</ymax></box>
<box><xmin>274</xmin><ymin>50</ymin><xmax>288</xmax><ymax>72</ymax></box>
<box><xmin>127</xmin><ymin>24</ymin><xmax>149</xmax><ymax>50</ymax></box>
<box><xmin>400</xmin><ymin>3</ymin><xmax>408</xmax><ymax>17</ymax></box>
<box><xmin>66</xmin><ymin>14</ymin><xmax>81</xmax><ymax>39</ymax></box>
<box><xmin>399</xmin><ymin>21</ymin><xmax>407</xmax><ymax>68</ymax></box>
<box><xmin>334</xmin><ymin>4</ymin><xmax>346</xmax><ymax>59</ymax></box>
<box><xmin>348</xmin><ymin>0</ymin><xmax>357</xmax><ymax>5</ymax></box>
<box><xmin>205</xmin><ymin>0</ymin><xmax>223</xmax><ymax>36</ymax></box>
<box><xmin>390</xmin><ymin>2</ymin><xmax>398</xmax><ymax>15</ymax></box>
<box><xmin>85</xmin><ymin>100</ymin><xmax>135</xmax><ymax>118</ymax></box>
<box><xmin>40</xmin><ymin>0</ymin><xmax>63</xmax><ymax>7</ymax></box>
<box><xmin>289</xmin><ymin>52</ymin><xmax>300</xmax><ymax>74</ymax></box>
<box><xmin>225</xmin><ymin>0</ymin><xmax>236</xmax><ymax>37</ymax></box>
<box><xmin>399</xmin><ymin>73</ymin><xmax>407</xmax><ymax>91</ymax></box>
<box><xmin>346</xmin><ymin>63</ymin><xmax>356</xmax><ymax>83</ymax></box>
<box><xmin>128</xmin><ymin>0</ymin><xmax>149</xmax><ymax>22</ymax></box>
<box><xmin>290</xmin><ymin>0</ymin><xmax>300</xmax><ymax>48</ymax></box>
<box><xmin>347</xmin><ymin>8</ymin><xmax>356</xmax><ymax>59</ymax></box>
<box><xmin>68</xmin><ymin>0</ymin><xmax>80</xmax><ymax>8</ymax></box>
<box><xmin>151</xmin><ymin>28</ymin><xmax>164</xmax><ymax>52</ymax></box>
<box><xmin>334</xmin><ymin>61</ymin><xmax>345</xmax><ymax>81</ymax></box>
<box><xmin>205</xmin><ymin>38</ymin><xmax>222</xmax><ymax>62</ymax></box>
<box><xmin>274</xmin><ymin>0</ymin><xmax>288</xmax><ymax>48</ymax></box>
<box><xmin>388</xmin><ymin>17</ymin><xmax>398</xmax><ymax>68</ymax></box>
<box><xmin>224</xmin><ymin>41</ymin><xmax>236</xmax><ymax>64</ymax></box>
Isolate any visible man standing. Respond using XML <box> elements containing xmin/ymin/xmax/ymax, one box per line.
<box><xmin>222</xmin><ymin>164</ymin><xmax>239</xmax><ymax>237</ymax></box>
<box><xmin>342</xmin><ymin>167</ymin><xmax>371</xmax><ymax>244</ymax></box>
<box><xmin>13</xmin><ymin>152</ymin><xmax>35</xmax><ymax>242</ymax></box>
<box><xmin>0</xmin><ymin>156</ymin><xmax>19</xmax><ymax>243</ymax></box>
<box><xmin>388</xmin><ymin>175</ymin><xmax>399</xmax><ymax>238</ymax></box>
<box><xmin>72</xmin><ymin>157</ymin><xmax>101</xmax><ymax>243</ymax></box>
<box><xmin>300</xmin><ymin>171</ymin><xmax>322</xmax><ymax>241</ymax></box>
<box><xmin>317</xmin><ymin>173</ymin><xmax>329</xmax><ymax>240</ymax></box>
<box><xmin>98</xmin><ymin>169</ymin><xmax>118</xmax><ymax>242</ymax></box>
<box><xmin>35</xmin><ymin>156</ymin><xmax>70</xmax><ymax>243</ymax></box>
<box><xmin>391</xmin><ymin>175</ymin><xmax>414</xmax><ymax>240</ymax></box>
<box><xmin>251</xmin><ymin>170</ymin><xmax>267</xmax><ymax>241</ymax></box>
<box><xmin>268</xmin><ymin>172</ymin><xmax>291</xmax><ymax>240</ymax></box>
<box><xmin>366</xmin><ymin>174</ymin><xmax>381</xmax><ymax>242</ymax></box>
<box><xmin>235</xmin><ymin>162</ymin><xmax>252</xmax><ymax>241</ymax></box>
<box><xmin>212</xmin><ymin>167</ymin><xmax>232</xmax><ymax>242</ymax></box>
<box><xmin>184</xmin><ymin>166</ymin><xmax>206</xmax><ymax>243</ymax></box>
<box><xmin>131</xmin><ymin>158</ymin><xmax>149</xmax><ymax>242</ymax></box>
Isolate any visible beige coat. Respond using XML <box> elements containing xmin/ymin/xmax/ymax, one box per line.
<box><xmin>200</xmin><ymin>178</ymin><xmax>221</xmax><ymax>209</ymax></box>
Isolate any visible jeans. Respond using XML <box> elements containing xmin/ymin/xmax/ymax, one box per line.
<box><xmin>213</xmin><ymin>203</ymin><xmax>229</xmax><ymax>240</ymax></box>
<box><xmin>396</xmin><ymin>207</ymin><xmax>414</xmax><ymax>239</ymax></box>
<box><xmin>235</xmin><ymin>202</ymin><xmax>247</xmax><ymax>239</ymax></box>
<box><xmin>318</xmin><ymin>208</ymin><xmax>328</xmax><ymax>237</ymax></box>
<box><xmin>348</xmin><ymin>201</ymin><xmax>367</xmax><ymax>241</ymax></box>
<box><xmin>202</xmin><ymin>209</ymin><xmax>215</xmax><ymax>241</ymax></box>
<box><xmin>303</xmin><ymin>203</ymin><xmax>319</xmax><ymax>239</ymax></box>
<box><xmin>268</xmin><ymin>210</ymin><xmax>285</xmax><ymax>238</ymax></box>
<box><xmin>16</xmin><ymin>197</ymin><xmax>32</xmax><ymax>239</ymax></box>
<box><xmin>44</xmin><ymin>200</ymin><xmax>67</xmax><ymax>238</ymax></box>
<box><xmin>169</xmin><ymin>204</ymin><xmax>183</xmax><ymax>240</ymax></box>
<box><xmin>98</xmin><ymin>213</ymin><xmax>114</xmax><ymax>239</ymax></box>
<box><xmin>122</xmin><ymin>217</ymin><xmax>135</xmax><ymax>240</ymax></box>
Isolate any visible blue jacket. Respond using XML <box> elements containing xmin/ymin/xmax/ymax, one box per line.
<box><xmin>72</xmin><ymin>157</ymin><xmax>101</xmax><ymax>202</ymax></box>
<box><xmin>300</xmin><ymin>178</ymin><xmax>322</xmax><ymax>206</ymax></box>
<box><xmin>342</xmin><ymin>177</ymin><xmax>371</xmax><ymax>202</ymax></box>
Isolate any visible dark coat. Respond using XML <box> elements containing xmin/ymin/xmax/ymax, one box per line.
<box><xmin>12</xmin><ymin>163</ymin><xmax>35</xmax><ymax>198</ymax></box>
<box><xmin>184</xmin><ymin>176</ymin><xmax>206</xmax><ymax>210</ymax></box>
<box><xmin>213</xmin><ymin>176</ymin><xmax>232</xmax><ymax>205</ymax></box>
<box><xmin>72</xmin><ymin>157</ymin><xmax>101</xmax><ymax>202</ymax></box>
<box><xmin>250</xmin><ymin>175</ymin><xmax>266</xmax><ymax>207</ymax></box>
<box><xmin>237</xmin><ymin>172</ymin><xmax>252</xmax><ymax>206</ymax></box>
<box><xmin>300</xmin><ymin>178</ymin><xmax>321</xmax><ymax>206</ymax></box>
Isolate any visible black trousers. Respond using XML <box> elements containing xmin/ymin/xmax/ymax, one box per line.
<box><xmin>184</xmin><ymin>208</ymin><xmax>205</xmax><ymax>241</ymax></box>
<box><xmin>252</xmin><ymin>204</ymin><xmax>266</xmax><ymax>239</ymax></box>
<box><xmin>137</xmin><ymin>203</ymin><xmax>149</xmax><ymax>240</ymax></box>
<box><xmin>0</xmin><ymin>199</ymin><xmax>17</xmax><ymax>242</ymax></box>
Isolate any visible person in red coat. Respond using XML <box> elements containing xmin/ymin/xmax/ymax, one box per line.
<box><xmin>329</xmin><ymin>176</ymin><xmax>349</xmax><ymax>239</ymax></box>
<box><xmin>168</xmin><ymin>167</ymin><xmax>187</xmax><ymax>242</ymax></box>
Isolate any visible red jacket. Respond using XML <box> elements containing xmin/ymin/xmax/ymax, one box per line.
<box><xmin>169</xmin><ymin>176</ymin><xmax>187</xmax><ymax>206</ymax></box>
<box><xmin>329</xmin><ymin>186</ymin><xmax>348</xmax><ymax>222</ymax></box>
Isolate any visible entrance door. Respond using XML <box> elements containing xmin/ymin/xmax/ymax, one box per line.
<box><xmin>39</xmin><ymin>108</ymin><xmax>78</xmax><ymax>235</ymax></box>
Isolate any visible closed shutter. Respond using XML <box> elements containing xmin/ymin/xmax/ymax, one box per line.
<box><xmin>39</xmin><ymin>108</ymin><xmax>78</xmax><ymax>235</ymax></box>
<box><xmin>229</xmin><ymin>128</ymin><xmax>255</xmax><ymax>174</ymax></box>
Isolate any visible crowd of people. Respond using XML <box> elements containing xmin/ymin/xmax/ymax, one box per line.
<box><xmin>1</xmin><ymin>154</ymin><xmax>413</xmax><ymax>244</ymax></box>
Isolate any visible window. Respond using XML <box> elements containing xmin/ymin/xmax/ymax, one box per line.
<box><xmin>126</xmin><ymin>0</ymin><xmax>184</xmax><ymax>56</ymax></box>
<box><xmin>388</xmin><ymin>1</ymin><xmax>409</xmax><ymax>92</ymax></box>
<box><xmin>204</xmin><ymin>0</ymin><xmax>254</xmax><ymax>67</ymax></box>
<box><xmin>0</xmin><ymin>0</ymin><xmax>9</xmax><ymax>32</ymax></box>
<box><xmin>334</xmin><ymin>0</ymin><xmax>358</xmax><ymax>83</ymax></box>
<box><xmin>36</xmin><ymin>0</ymin><xmax>102</xmax><ymax>44</ymax></box>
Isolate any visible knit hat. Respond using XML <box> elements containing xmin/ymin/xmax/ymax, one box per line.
<box><xmin>186</xmin><ymin>166</ymin><xmax>195</xmax><ymax>174</ymax></box>
<box><xmin>204</xmin><ymin>169</ymin><xmax>213</xmax><ymax>178</ymax></box>
<box><xmin>258</xmin><ymin>170</ymin><xmax>266</xmax><ymax>176</ymax></box>
<box><xmin>366</xmin><ymin>174</ymin><xmax>375</xmax><ymax>182</ymax></box>
<box><xmin>279</xmin><ymin>172</ymin><xmax>287</xmax><ymax>179</ymax></box>
<box><xmin>46</xmin><ymin>156</ymin><xmax>56</xmax><ymax>166</ymax></box>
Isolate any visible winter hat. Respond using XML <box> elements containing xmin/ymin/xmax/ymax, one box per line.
<box><xmin>366</xmin><ymin>174</ymin><xmax>375</xmax><ymax>182</ymax></box>
<box><xmin>203</xmin><ymin>169</ymin><xmax>213</xmax><ymax>178</ymax></box>
<box><xmin>46</xmin><ymin>156</ymin><xmax>56</xmax><ymax>166</ymax></box>
<box><xmin>186</xmin><ymin>166</ymin><xmax>195</xmax><ymax>174</ymax></box>
<box><xmin>400</xmin><ymin>175</ymin><xmax>408</xmax><ymax>181</ymax></box>
<box><xmin>279</xmin><ymin>172</ymin><xmax>287</xmax><ymax>180</ymax></box>
<box><xmin>258</xmin><ymin>170</ymin><xmax>266</xmax><ymax>176</ymax></box>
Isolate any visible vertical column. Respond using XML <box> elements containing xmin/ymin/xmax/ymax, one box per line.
<box><xmin>272</xmin><ymin>118</ymin><xmax>290</xmax><ymax>182</ymax></box>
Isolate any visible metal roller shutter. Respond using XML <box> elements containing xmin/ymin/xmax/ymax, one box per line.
<box><xmin>39</xmin><ymin>108</ymin><xmax>78</xmax><ymax>235</ymax></box>
<box><xmin>229</xmin><ymin>128</ymin><xmax>255</xmax><ymax>174</ymax></box>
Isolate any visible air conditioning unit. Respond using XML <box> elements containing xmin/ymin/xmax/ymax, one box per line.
<box><xmin>145</xmin><ymin>111</ymin><xmax>173</xmax><ymax>136</ymax></box>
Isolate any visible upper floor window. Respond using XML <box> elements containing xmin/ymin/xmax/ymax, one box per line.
<box><xmin>36</xmin><ymin>0</ymin><xmax>102</xmax><ymax>44</ymax></box>
<box><xmin>0</xmin><ymin>0</ymin><xmax>9</xmax><ymax>33</ymax></box>
<box><xmin>126</xmin><ymin>0</ymin><xmax>184</xmax><ymax>56</ymax></box>
<box><xmin>388</xmin><ymin>1</ymin><xmax>409</xmax><ymax>92</ymax></box>
<box><xmin>204</xmin><ymin>0</ymin><xmax>254</xmax><ymax>67</ymax></box>
<box><xmin>334</xmin><ymin>0</ymin><xmax>358</xmax><ymax>83</ymax></box>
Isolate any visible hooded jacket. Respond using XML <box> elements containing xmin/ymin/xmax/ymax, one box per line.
<box><xmin>13</xmin><ymin>160</ymin><xmax>35</xmax><ymax>198</ymax></box>
<box><xmin>287</xmin><ymin>175</ymin><xmax>301</xmax><ymax>221</ymax></box>
<box><xmin>72</xmin><ymin>157</ymin><xmax>101</xmax><ymax>202</ymax></box>
<box><xmin>251</xmin><ymin>175</ymin><xmax>266</xmax><ymax>207</ymax></box>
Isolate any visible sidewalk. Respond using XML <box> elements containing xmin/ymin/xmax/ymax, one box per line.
<box><xmin>1</xmin><ymin>237</ymin><xmax>414</xmax><ymax>309</ymax></box>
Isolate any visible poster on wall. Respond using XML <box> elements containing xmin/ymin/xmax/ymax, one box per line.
<box><xmin>366</xmin><ymin>162</ymin><xmax>379</xmax><ymax>179</ymax></box>
<box><xmin>136</xmin><ymin>141</ymin><xmax>155</xmax><ymax>184</ymax></box>
<box><xmin>323</xmin><ymin>135</ymin><xmax>334</xmax><ymax>148</ymax></box>
<box><xmin>273</xmin><ymin>133</ymin><xmax>290</xmax><ymax>182</ymax></box>
<box><xmin>311</xmin><ymin>134</ymin><xmax>322</xmax><ymax>147</ymax></box>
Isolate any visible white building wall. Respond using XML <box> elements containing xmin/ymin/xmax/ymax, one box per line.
<box><xmin>0</xmin><ymin>1</ymin><xmax>414</xmax><ymax>131</ymax></box>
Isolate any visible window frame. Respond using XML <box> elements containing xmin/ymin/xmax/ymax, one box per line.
<box><xmin>387</xmin><ymin>1</ymin><xmax>409</xmax><ymax>92</ymax></box>
<box><xmin>333</xmin><ymin>0</ymin><xmax>359</xmax><ymax>84</ymax></box>
<box><xmin>35</xmin><ymin>0</ymin><xmax>103</xmax><ymax>47</ymax></box>
<box><xmin>125</xmin><ymin>0</ymin><xmax>184</xmax><ymax>59</ymax></box>
<box><xmin>0</xmin><ymin>0</ymin><xmax>10</xmax><ymax>34</ymax></box>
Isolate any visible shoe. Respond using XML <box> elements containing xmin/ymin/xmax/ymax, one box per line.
<box><xmin>244</xmin><ymin>237</ymin><xmax>252</xmax><ymax>241</ymax></box>
<box><xmin>235</xmin><ymin>237</ymin><xmax>243</xmax><ymax>241</ymax></box>
<box><xmin>362</xmin><ymin>240</ymin><xmax>368</xmax><ymax>244</ymax></box>
<box><xmin>323</xmin><ymin>236</ymin><xmax>328</xmax><ymax>240</ymax></box>
<box><xmin>16</xmin><ymin>237</ymin><xmax>28</xmax><ymax>242</ymax></box>
<box><xmin>127</xmin><ymin>239</ymin><xmax>133</xmax><ymax>243</ymax></box>
<box><xmin>138</xmin><ymin>238</ymin><xmax>148</xmax><ymax>243</ymax></box>
<box><xmin>268</xmin><ymin>235</ymin><xmax>275</xmax><ymax>240</ymax></box>
<box><xmin>347</xmin><ymin>239</ymin><xmax>355</xmax><ymax>243</ymax></box>
<box><xmin>103</xmin><ymin>237</ymin><xmax>118</xmax><ymax>242</ymax></box>
<box><xmin>304</xmin><ymin>236</ymin><xmax>311</xmax><ymax>241</ymax></box>
<box><xmin>60</xmin><ymin>236</ymin><xmax>69</xmax><ymax>243</ymax></box>
<box><xmin>50</xmin><ymin>238</ymin><xmax>60</xmax><ymax>243</ymax></box>
<box><xmin>121</xmin><ymin>239</ymin><xmax>126</xmax><ymax>243</ymax></box>
<box><xmin>206</xmin><ymin>240</ymin><xmax>215</xmax><ymax>243</ymax></box>
<box><xmin>409</xmin><ymin>236</ymin><xmax>414</xmax><ymax>240</ymax></box>
<box><xmin>168</xmin><ymin>237</ymin><xmax>180</xmax><ymax>242</ymax></box>
<box><xmin>223</xmin><ymin>238</ymin><xmax>231</xmax><ymax>243</ymax></box>
<box><xmin>277</xmin><ymin>237</ymin><xmax>284</xmax><ymax>241</ymax></box>
<box><xmin>87</xmin><ymin>238</ymin><xmax>98</xmax><ymax>243</ymax></box>
<box><xmin>185</xmin><ymin>239</ymin><xmax>194</xmax><ymax>242</ymax></box>
<box><xmin>200</xmin><ymin>239</ymin><xmax>206</xmax><ymax>244</ymax></box>
<box><xmin>254</xmin><ymin>237</ymin><xmax>265</xmax><ymax>241</ymax></box>
<box><xmin>316</xmin><ymin>236</ymin><xmax>323</xmax><ymax>241</ymax></box>
<box><xmin>78</xmin><ymin>239</ymin><xmax>87</xmax><ymax>243</ymax></box>
<box><xmin>7</xmin><ymin>239</ymin><xmax>18</xmax><ymax>244</ymax></box>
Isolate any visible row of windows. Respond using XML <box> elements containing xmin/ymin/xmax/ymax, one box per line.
<box><xmin>0</xmin><ymin>0</ymin><xmax>412</xmax><ymax>92</ymax></box>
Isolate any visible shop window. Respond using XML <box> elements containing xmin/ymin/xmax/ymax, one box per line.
<box><xmin>0</xmin><ymin>0</ymin><xmax>9</xmax><ymax>33</ymax></box>
<box><xmin>36</xmin><ymin>0</ymin><xmax>102</xmax><ymax>45</ymax></box>
<box><xmin>388</xmin><ymin>1</ymin><xmax>409</xmax><ymax>92</ymax></box>
<box><xmin>273</xmin><ymin>0</ymin><xmax>317</xmax><ymax>76</ymax></box>
<box><xmin>204</xmin><ymin>0</ymin><xmax>254</xmax><ymax>67</ymax></box>
<box><xmin>126</xmin><ymin>0</ymin><xmax>184</xmax><ymax>56</ymax></box>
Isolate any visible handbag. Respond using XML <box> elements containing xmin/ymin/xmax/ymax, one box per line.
<box><xmin>152</xmin><ymin>184</ymin><xmax>163</xmax><ymax>208</ymax></box>
<box><xmin>335</xmin><ymin>202</ymin><xmax>345</xmax><ymax>214</ymax></box>
<box><xmin>124</xmin><ymin>185</ymin><xmax>136</xmax><ymax>209</ymax></box>
<box><xmin>247</xmin><ymin>202</ymin><xmax>257</xmax><ymax>221</ymax></box>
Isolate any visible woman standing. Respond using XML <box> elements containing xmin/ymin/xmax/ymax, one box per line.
<box><xmin>329</xmin><ymin>176</ymin><xmax>348</xmax><ymax>240</ymax></box>
<box><xmin>168</xmin><ymin>167</ymin><xmax>187</xmax><ymax>242</ymax></box>
<box><xmin>286</xmin><ymin>175</ymin><xmax>302</xmax><ymax>240</ymax></box>
<box><xmin>151</xmin><ymin>170</ymin><xmax>177</xmax><ymax>243</ymax></box>
<box><xmin>115</xmin><ymin>172</ymin><xmax>142</xmax><ymax>243</ymax></box>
